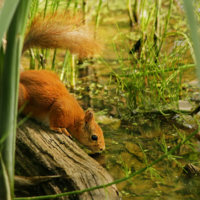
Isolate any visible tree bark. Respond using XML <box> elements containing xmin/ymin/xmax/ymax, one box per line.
<box><xmin>15</xmin><ymin>117</ymin><xmax>119</xmax><ymax>200</ymax></box>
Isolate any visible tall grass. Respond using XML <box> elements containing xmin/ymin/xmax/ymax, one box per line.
<box><xmin>0</xmin><ymin>1</ymin><xmax>32</xmax><ymax>199</ymax></box>
<box><xmin>94</xmin><ymin>0</ymin><xmax>102</xmax><ymax>37</ymax></box>
<box><xmin>127</xmin><ymin>0</ymin><xmax>134</xmax><ymax>26</ymax></box>
<box><xmin>110</xmin><ymin>0</ymin><xmax>195</xmax><ymax>114</ymax></box>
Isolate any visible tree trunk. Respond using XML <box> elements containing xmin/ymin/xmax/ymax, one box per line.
<box><xmin>15</xmin><ymin>117</ymin><xmax>119</xmax><ymax>200</ymax></box>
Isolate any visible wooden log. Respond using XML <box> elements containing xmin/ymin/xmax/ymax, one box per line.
<box><xmin>15</xmin><ymin>118</ymin><xmax>119</xmax><ymax>200</ymax></box>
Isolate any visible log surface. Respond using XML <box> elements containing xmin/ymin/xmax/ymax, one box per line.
<box><xmin>15</xmin><ymin>118</ymin><xmax>119</xmax><ymax>200</ymax></box>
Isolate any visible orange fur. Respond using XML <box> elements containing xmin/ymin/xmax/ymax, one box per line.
<box><xmin>19</xmin><ymin>70</ymin><xmax>105</xmax><ymax>152</ymax></box>
<box><xmin>22</xmin><ymin>12</ymin><xmax>103</xmax><ymax>58</ymax></box>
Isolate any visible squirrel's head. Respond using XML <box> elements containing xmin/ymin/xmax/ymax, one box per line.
<box><xmin>75</xmin><ymin>110</ymin><xmax>105</xmax><ymax>153</ymax></box>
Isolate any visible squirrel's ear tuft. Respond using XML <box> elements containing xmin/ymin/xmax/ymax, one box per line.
<box><xmin>84</xmin><ymin>110</ymin><xmax>94</xmax><ymax>122</ymax></box>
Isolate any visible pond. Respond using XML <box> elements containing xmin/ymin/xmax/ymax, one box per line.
<box><xmin>66</xmin><ymin>13</ymin><xmax>200</xmax><ymax>199</ymax></box>
<box><xmin>71</xmin><ymin>61</ymin><xmax>200</xmax><ymax>200</ymax></box>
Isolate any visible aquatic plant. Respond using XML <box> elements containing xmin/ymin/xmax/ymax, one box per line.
<box><xmin>111</xmin><ymin>0</ymin><xmax>194</xmax><ymax>114</ymax></box>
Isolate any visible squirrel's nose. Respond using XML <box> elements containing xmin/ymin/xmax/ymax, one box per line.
<box><xmin>100</xmin><ymin>145</ymin><xmax>105</xmax><ymax>151</ymax></box>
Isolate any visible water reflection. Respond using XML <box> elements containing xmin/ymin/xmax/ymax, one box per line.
<box><xmin>100</xmin><ymin>118</ymin><xmax>200</xmax><ymax>199</ymax></box>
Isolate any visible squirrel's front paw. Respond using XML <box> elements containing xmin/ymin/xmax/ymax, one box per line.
<box><xmin>60</xmin><ymin>128</ymin><xmax>72</xmax><ymax>139</ymax></box>
<box><xmin>50</xmin><ymin>126</ymin><xmax>72</xmax><ymax>138</ymax></box>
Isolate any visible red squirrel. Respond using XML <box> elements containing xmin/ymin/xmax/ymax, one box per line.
<box><xmin>18</xmin><ymin>12</ymin><xmax>105</xmax><ymax>153</ymax></box>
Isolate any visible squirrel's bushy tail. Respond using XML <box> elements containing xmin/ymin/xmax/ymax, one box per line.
<box><xmin>23</xmin><ymin>12</ymin><xmax>103</xmax><ymax>58</ymax></box>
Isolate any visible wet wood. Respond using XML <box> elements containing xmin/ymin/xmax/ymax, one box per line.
<box><xmin>183</xmin><ymin>164</ymin><xmax>200</xmax><ymax>178</ymax></box>
<box><xmin>129</xmin><ymin>100</ymin><xmax>198</xmax><ymax>115</ymax></box>
<box><xmin>15</xmin><ymin>117</ymin><xmax>119</xmax><ymax>200</ymax></box>
<box><xmin>14</xmin><ymin>175</ymin><xmax>62</xmax><ymax>189</ymax></box>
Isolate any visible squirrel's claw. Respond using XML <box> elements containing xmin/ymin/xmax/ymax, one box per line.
<box><xmin>60</xmin><ymin>128</ymin><xmax>72</xmax><ymax>138</ymax></box>
<box><xmin>50</xmin><ymin>127</ymin><xmax>71</xmax><ymax>137</ymax></box>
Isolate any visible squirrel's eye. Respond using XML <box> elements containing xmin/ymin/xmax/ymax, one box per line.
<box><xmin>91</xmin><ymin>135</ymin><xmax>98</xmax><ymax>141</ymax></box>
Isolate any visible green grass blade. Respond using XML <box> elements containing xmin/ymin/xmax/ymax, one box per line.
<box><xmin>0</xmin><ymin>154</ymin><xmax>11</xmax><ymax>200</ymax></box>
<box><xmin>0</xmin><ymin>0</ymin><xmax>32</xmax><ymax>199</ymax></box>
<box><xmin>183</xmin><ymin>0</ymin><xmax>200</xmax><ymax>81</ymax></box>
<box><xmin>0</xmin><ymin>0</ymin><xmax>20</xmax><ymax>47</ymax></box>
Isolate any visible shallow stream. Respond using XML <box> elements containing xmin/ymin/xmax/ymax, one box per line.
<box><xmin>73</xmin><ymin>61</ymin><xmax>200</xmax><ymax>200</ymax></box>
<box><xmin>69</xmin><ymin>20</ymin><xmax>200</xmax><ymax>199</ymax></box>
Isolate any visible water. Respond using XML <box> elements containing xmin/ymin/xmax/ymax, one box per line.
<box><xmin>69</xmin><ymin>63</ymin><xmax>200</xmax><ymax>200</ymax></box>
